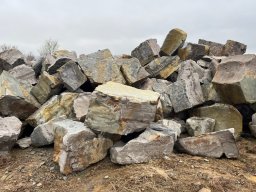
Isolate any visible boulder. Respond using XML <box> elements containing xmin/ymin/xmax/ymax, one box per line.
<box><xmin>212</xmin><ymin>54</ymin><xmax>256</xmax><ymax>104</ymax></box>
<box><xmin>72</xmin><ymin>92</ymin><xmax>92</xmax><ymax>122</ymax></box>
<box><xmin>27</xmin><ymin>92</ymin><xmax>78</xmax><ymax>127</ymax></box>
<box><xmin>186</xmin><ymin>117</ymin><xmax>215</xmax><ymax>136</ymax></box>
<box><xmin>9</xmin><ymin>64</ymin><xmax>37</xmax><ymax>86</ymax></box>
<box><xmin>131</xmin><ymin>39</ymin><xmax>160</xmax><ymax>66</ymax></box>
<box><xmin>31</xmin><ymin>71</ymin><xmax>63</xmax><ymax>104</ymax></box>
<box><xmin>120</xmin><ymin>57</ymin><xmax>149</xmax><ymax>85</ymax></box>
<box><xmin>0</xmin><ymin>116</ymin><xmax>22</xmax><ymax>151</ymax></box>
<box><xmin>0</xmin><ymin>49</ymin><xmax>25</xmax><ymax>73</ymax></box>
<box><xmin>178</xmin><ymin>43</ymin><xmax>209</xmax><ymax>61</ymax></box>
<box><xmin>78</xmin><ymin>49</ymin><xmax>125</xmax><ymax>85</ymax></box>
<box><xmin>144</xmin><ymin>56</ymin><xmax>180</xmax><ymax>79</ymax></box>
<box><xmin>249</xmin><ymin>122</ymin><xmax>256</xmax><ymax>137</ymax></box>
<box><xmin>86</xmin><ymin>82</ymin><xmax>160</xmax><ymax>135</ymax></box>
<box><xmin>198</xmin><ymin>39</ymin><xmax>224</xmax><ymax>56</ymax></box>
<box><xmin>160</xmin><ymin>28</ymin><xmax>187</xmax><ymax>56</ymax></box>
<box><xmin>0</xmin><ymin>71</ymin><xmax>39</xmax><ymax>120</ymax></box>
<box><xmin>16</xmin><ymin>137</ymin><xmax>31</xmax><ymax>149</ymax></box>
<box><xmin>175</xmin><ymin>129</ymin><xmax>239</xmax><ymax>158</ymax></box>
<box><xmin>58</xmin><ymin>60</ymin><xmax>87</xmax><ymax>91</ymax></box>
<box><xmin>191</xmin><ymin>103</ymin><xmax>242</xmax><ymax>137</ymax></box>
<box><xmin>222</xmin><ymin>40</ymin><xmax>247</xmax><ymax>56</ymax></box>
<box><xmin>155</xmin><ymin>119</ymin><xmax>183</xmax><ymax>139</ymax></box>
<box><xmin>252</xmin><ymin>113</ymin><xmax>256</xmax><ymax>125</ymax></box>
<box><xmin>53</xmin><ymin>119</ymin><xmax>112</xmax><ymax>175</ymax></box>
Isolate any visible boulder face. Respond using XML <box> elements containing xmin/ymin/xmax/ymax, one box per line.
<box><xmin>212</xmin><ymin>55</ymin><xmax>256</xmax><ymax>104</ymax></box>
<box><xmin>0</xmin><ymin>49</ymin><xmax>25</xmax><ymax>73</ymax></box>
<box><xmin>0</xmin><ymin>116</ymin><xmax>22</xmax><ymax>151</ymax></box>
<box><xmin>86</xmin><ymin>82</ymin><xmax>160</xmax><ymax>135</ymax></box>
<box><xmin>186</xmin><ymin>117</ymin><xmax>215</xmax><ymax>136</ymax></box>
<box><xmin>72</xmin><ymin>92</ymin><xmax>92</xmax><ymax>122</ymax></box>
<box><xmin>191</xmin><ymin>103</ymin><xmax>242</xmax><ymax>137</ymax></box>
<box><xmin>131</xmin><ymin>39</ymin><xmax>160</xmax><ymax>66</ymax></box>
<box><xmin>175</xmin><ymin>129</ymin><xmax>239</xmax><ymax>158</ymax></box>
<box><xmin>178</xmin><ymin>43</ymin><xmax>209</xmax><ymax>61</ymax></box>
<box><xmin>222</xmin><ymin>40</ymin><xmax>247</xmax><ymax>56</ymax></box>
<box><xmin>110</xmin><ymin>127</ymin><xmax>175</xmax><ymax>164</ymax></box>
<box><xmin>160</xmin><ymin>28</ymin><xmax>187</xmax><ymax>56</ymax></box>
<box><xmin>198</xmin><ymin>39</ymin><xmax>224</xmax><ymax>56</ymax></box>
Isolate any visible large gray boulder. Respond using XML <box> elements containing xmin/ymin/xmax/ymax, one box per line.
<box><xmin>175</xmin><ymin>129</ymin><xmax>239</xmax><ymax>158</ymax></box>
<box><xmin>0</xmin><ymin>49</ymin><xmax>25</xmax><ymax>73</ymax></box>
<box><xmin>186</xmin><ymin>117</ymin><xmax>215</xmax><ymax>136</ymax></box>
<box><xmin>0</xmin><ymin>116</ymin><xmax>22</xmax><ymax>151</ymax></box>
<box><xmin>110</xmin><ymin>126</ymin><xmax>175</xmax><ymax>164</ymax></box>
<box><xmin>131</xmin><ymin>39</ymin><xmax>160</xmax><ymax>66</ymax></box>
<box><xmin>86</xmin><ymin>82</ymin><xmax>160</xmax><ymax>135</ymax></box>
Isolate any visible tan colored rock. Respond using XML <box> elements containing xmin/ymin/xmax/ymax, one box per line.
<box><xmin>222</xmin><ymin>40</ymin><xmax>247</xmax><ymax>56</ymax></box>
<box><xmin>86</xmin><ymin>82</ymin><xmax>160</xmax><ymax>135</ymax></box>
<box><xmin>198</xmin><ymin>39</ymin><xmax>224</xmax><ymax>56</ymax></box>
<box><xmin>178</xmin><ymin>43</ymin><xmax>209</xmax><ymax>61</ymax></box>
<box><xmin>160</xmin><ymin>28</ymin><xmax>187</xmax><ymax>56</ymax></box>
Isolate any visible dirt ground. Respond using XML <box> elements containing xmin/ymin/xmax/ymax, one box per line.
<box><xmin>0</xmin><ymin>138</ymin><xmax>256</xmax><ymax>192</ymax></box>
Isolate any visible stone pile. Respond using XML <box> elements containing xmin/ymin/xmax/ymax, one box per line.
<box><xmin>0</xmin><ymin>28</ymin><xmax>255</xmax><ymax>175</ymax></box>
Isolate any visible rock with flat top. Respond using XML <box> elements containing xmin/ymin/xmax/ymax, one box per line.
<box><xmin>86</xmin><ymin>82</ymin><xmax>160</xmax><ymax>135</ymax></box>
<box><xmin>198</xmin><ymin>39</ymin><xmax>224</xmax><ymax>56</ymax></box>
<box><xmin>178</xmin><ymin>43</ymin><xmax>209</xmax><ymax>61</ymax></box>
<box><xmin>0</xmin><ymin>49</ymin><xmax>25</xmax><ymax>73</ymax></box>
<box><xmin>222</xmin><ymin>40</ymin><xmax>246</xmax><ymax>56</ymax></box>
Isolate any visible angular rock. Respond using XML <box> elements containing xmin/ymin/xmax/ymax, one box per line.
<box><xmin>198</xmin><ymin>39</ymin><xmax>224</xmax><ymax>56</ymax></box>
<box><xmin>110</xmin><ymin>127</ymin><xmax>175</xmax><ymax>164</ymax></box>
<box><xmin>186</xmin><ymin>117</ymin><xmax>215</xmax><ymax>136</ymax></box>
<box><xmin>158</xmin><ymin>119</ymin><xmax>185</xmax><ymax>138</ymax></box>
<box><xmin>222</xmin><ymin>40</ymin><xmax>247</xmax><ymax>56</ymax></box>
<box><xmin>86</xmin><ymin>82</ymin><xmax>160</xmax><ymax>135</ymax></box>
<box><xmin>53</xmin><ymin>119</ymin><xmax>112</xmax><ymax>175</ymax></box>
<box><xmin>0</xmin><ymin>49</ymin><xmax>25</xmax><ymax>73</ymax></box>
<box><xmin>72</xmin><ymin>92</ymin><xmax>92</xmax><ymax>122</ymax></box>
<box><xmin>0</xmin><ymin>71</ymin><xmax>39</xmax><ymax>120</ymax></box>
<box><xmin>0</xmin><ymin>116</ymin><xmax>22</xmax><ymax>151</ymax></box>
<box><xmin>27</xmin><ymin>92</ymin><xmax>78</xmax><ymax>127</ymax></box>
<box><xmin>160</xmin><ymin>28</ymin><xmax>187</xmax><ymax>56</ymax></box>
<box><xmin>175</xmin><ymin>129</ymin><xmax>239</xmax><ymax>158</ymax></box>
<box><xmin>16</xmin><ymin>137</ymin><xmax>31</xmax><ymax>149</ymax></box>
<box><xmin>78</xmin><ymin>49</ymin><xmax>125</xmax><ymax>85</ymax></box>
<box><xmin>252</xmin><ymin>113</ymin><xmax>256</xmax><ymax>125</ymax></box>
<box><xmin>212</xmin><ymin>54</ymin><xmax>256</xmax><ymax>104</ymax></box>
<box><xmin>249</xmin><ymin>122</ymin><xmax>256</xmax><ymax>137</ymax></box>
<box><xmin>9</xmin><ymin>64</ymin><xmax>37</xmax><ymax>86</ymax></box>
<box><xmin>144</xmin><ymin>56</ymin><xmax>180</xmax><ymax>79</ymax></box>
<box><xmin>40</xmin><ymin>54</ymin><xmax>56</xmax><ymax>73</ymax></box>
<box><xmin>191</xmin><ymin>103</ymin><xmax>242</xmax><ymax>137</ymax></box>
<box><xmin>58</xmin><ymin>60</ymin><xmax>87</xmax><ymax>91</ymax></box>
<box><xmin>31</xmin><ymin>71</ymin><xmax>63</xmax><ymax>104</ymax></box>
<box><xmin>201</xmin><ymin>83</ymin><xmax>221</xmax><ymax>102</ymax></box>
<box><xmin>120</xmin><ymin>57</ymin><xmax>149</xmax><ymax>85</ymax></box>
<box><xmin>131</xmin><ymin>39</ymin><xmax>160</xmax><ymax>66</ymax></box>
<box><xmin>178</xmin><ymin>43</ymin><xmax>209</xmax><ymax>61</ymax></box>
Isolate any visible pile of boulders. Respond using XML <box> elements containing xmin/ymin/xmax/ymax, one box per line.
<box><xmin>0</xmin><ymin>28</ymin><xmax>255</xmax><ymax>175</ymax></box>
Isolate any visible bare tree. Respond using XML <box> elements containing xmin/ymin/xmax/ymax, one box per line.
<box><xmin>39</xmin><ymin>39</ymin><xmax>59</xmax><ymax>57</ymax></box>
<box><xmin>0</xmin><ymin>44</ymin><xmax>17</xmax><ymax>52</ymax></box>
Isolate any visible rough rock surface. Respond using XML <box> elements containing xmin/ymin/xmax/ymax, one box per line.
<box><xmin>0</xmin><ymin>49</ymin><xmax>25</xmax><ymax>73</ymax></box>
<box><xmin>178</xmin><ymin>43</ymin><xmax>209</xmax><ymax>61</ymax></box>
<box><xmin>72</xmin><ymin>92</ymin><xmax>92</xmax><ymax>122</ymax></box>
<box><xmin>86</xmin><ymin>82</ymin><xmax>160</xmax><ymax>135</ymax></box>
<box><xmin>160</xmin><ymin>28</ymin><xmax>187</xmax><ymax>56</ymax></box>
<box><xmin>198</xmin><ymin>39</ymin><xmax>224</xmax><ymax>56</ymax></box>
<box><xmin>186</xmin><ymin>117</ymin><xmax>215</xmax><ymax>136</ymax></box>
<box><xmin>16</xmin><ymin>137</ymin><xmax>31</xmax><ymax>149</ymax></box>
<box><xmin>175</xmin><ymin>129</ymin><xmax>239</xmax><ymax>158</ymax></box>
<box><xmin>222</xmin><ymin>40</ymin><xmax>247</xmax><ymax>56</ymax></box>
<box><xmin>0</xmin><ymin>116</ymin><xmax>22</xmax><ymax>151</ymax></box>
<box><xmin>131</xmin><ymin>39</ymin><xmax>160</xmax><ymax>66</ymax></box>
<box><xmin>110</xmin><ymin>127</ymin><xmax>175</xmax><ymax>164</ymax></box>
<box><xmin>191</xmin><ymin>103</ymin><xmax>242</xmax><ymax>137</ymax></box>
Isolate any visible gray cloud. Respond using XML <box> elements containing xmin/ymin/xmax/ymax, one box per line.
<box><xmin>0</xmin><ymin>0</ymin><xmax>255</xmax><ymax>56</ymax></box>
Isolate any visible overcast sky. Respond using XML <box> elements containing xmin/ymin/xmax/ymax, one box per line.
<box><xmin>0</xmin><ymin>0</ymin><xmax>255</xmax><ymax>56</ymax></box>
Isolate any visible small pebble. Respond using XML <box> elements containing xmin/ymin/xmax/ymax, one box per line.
<box><xmin>104</xmin><ymin>175</ymin><xmax>109</xmax><ymax>179</ymax></box>
<box><xmin>36</xmin><ymin>182</ymin><xmax>42</xmax><ymax>187</ymax></box>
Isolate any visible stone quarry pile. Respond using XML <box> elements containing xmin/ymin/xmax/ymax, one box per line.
<box><xmin>0</xmin><ymin>28</ymin><xmax>255</xmax><ymax>175</ymax></box>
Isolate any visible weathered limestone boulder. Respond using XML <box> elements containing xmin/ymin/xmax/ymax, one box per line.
<box><xmin>9</xmin><ymin>64</ymin><xmax>37</xmax><ymax>86</ymax></box>
<box><xmin>212</xmin><ymin>54</ymin><xmax>256</xmax><ymax>104</ymax></box>
<box><xmin>175</xmin><ymin>129</ymin><xmax>239</xmax><ymax>158</ymax></box>
<box><xmin>160</xmin><ymin>28</ymin><xmax>187</xmax><ymax>56</ymax></box>
<box><xmin>144</xmin><ymin>56</ymin><xmax>180</xmax><ymax>79</ymax></box>
<box><xmin>156</xmin><ymin>119</ymin><xmax>183</xmax><ymax>139</ymax></box>
<box><xmin>110</xmin><ymin>127</ymin><xmax>175</xmax><ymax>164</ymax></box>
<box><xmin>178</xmin><ymin>43</ymin><xmax>209</xmax><ymax>61</ymax></box>
<box><xmin>16</xmin><ymin>137</ymin><xmax>31</xmax><ymax>149</ymax></box>
<box><xmin>0</xmin><ymin>71</ymin><xmax>39</xmax><ymax>120</ymax></box>
<box><xmin>201</xmin><ymin>83</ymin><xmax>221</xmax><ymax>102</ymax></box>
<box><xmin>31</xmin><ymin>72</ymin><xmax>63</xmax><ymax>104</ymax></box>
<box><xmin>120</xmin><ymin>57</ymin><xmax>149</xmax><ymax>85</ymax></box>
<box><xmin>198</xmin><ymin>39</ymin><xmax>224</xmax><ymax>56</ymax></box>
<box><xmin>131</xmin><ymin>39</ymin><xmax>160</xmax><ymax>66</ymax></box>
<box><xmin>186</xmin><ymin>117</ymin><xmax>215</xmax><ymax>136</ymax></box>
<box><xmin>72</xmin><ymin>92</ymin><xmax>91</xmax><ymax>121</ymax></box>
<box><xmin>58</xmin><ymin>61</ymin><xmax>87</xmax><ymax>91</ymax></box>
<box><xmin>191</xmin><ymin>104</ymin><xmax>242</xmax><ymax>137</ymax></box>
<box><xmin>53</xmin><ymin>119</ymin><xmax>112</xmax><ymax>175</ymax></box>
<box><xmin>78</xmin><ymin>49</ymin><xmax>125</xmax><ymax>85</ymax></box>
<box><xmin>27</xmin><ymin>92</ymin><xmax>78</xmax><ymax>127</ymax></box>
<box><xmin>0</xmin><ymin>116</ymin><xmax>22</xmax><ymax>151</ymax></box>
<box><xmin>222</xmin><ymin>40</ymin><xmax>247</xmax><ymax>56</ymax></box>
<box><xmin>0</xmin><ymin>49</ymin><xmax>25</xmax><ymax>73</ymax></box>
<box><xmin>86</xmin><ymin>82</ymin><xmax>160</xmax><ymax>135</ymax></box>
